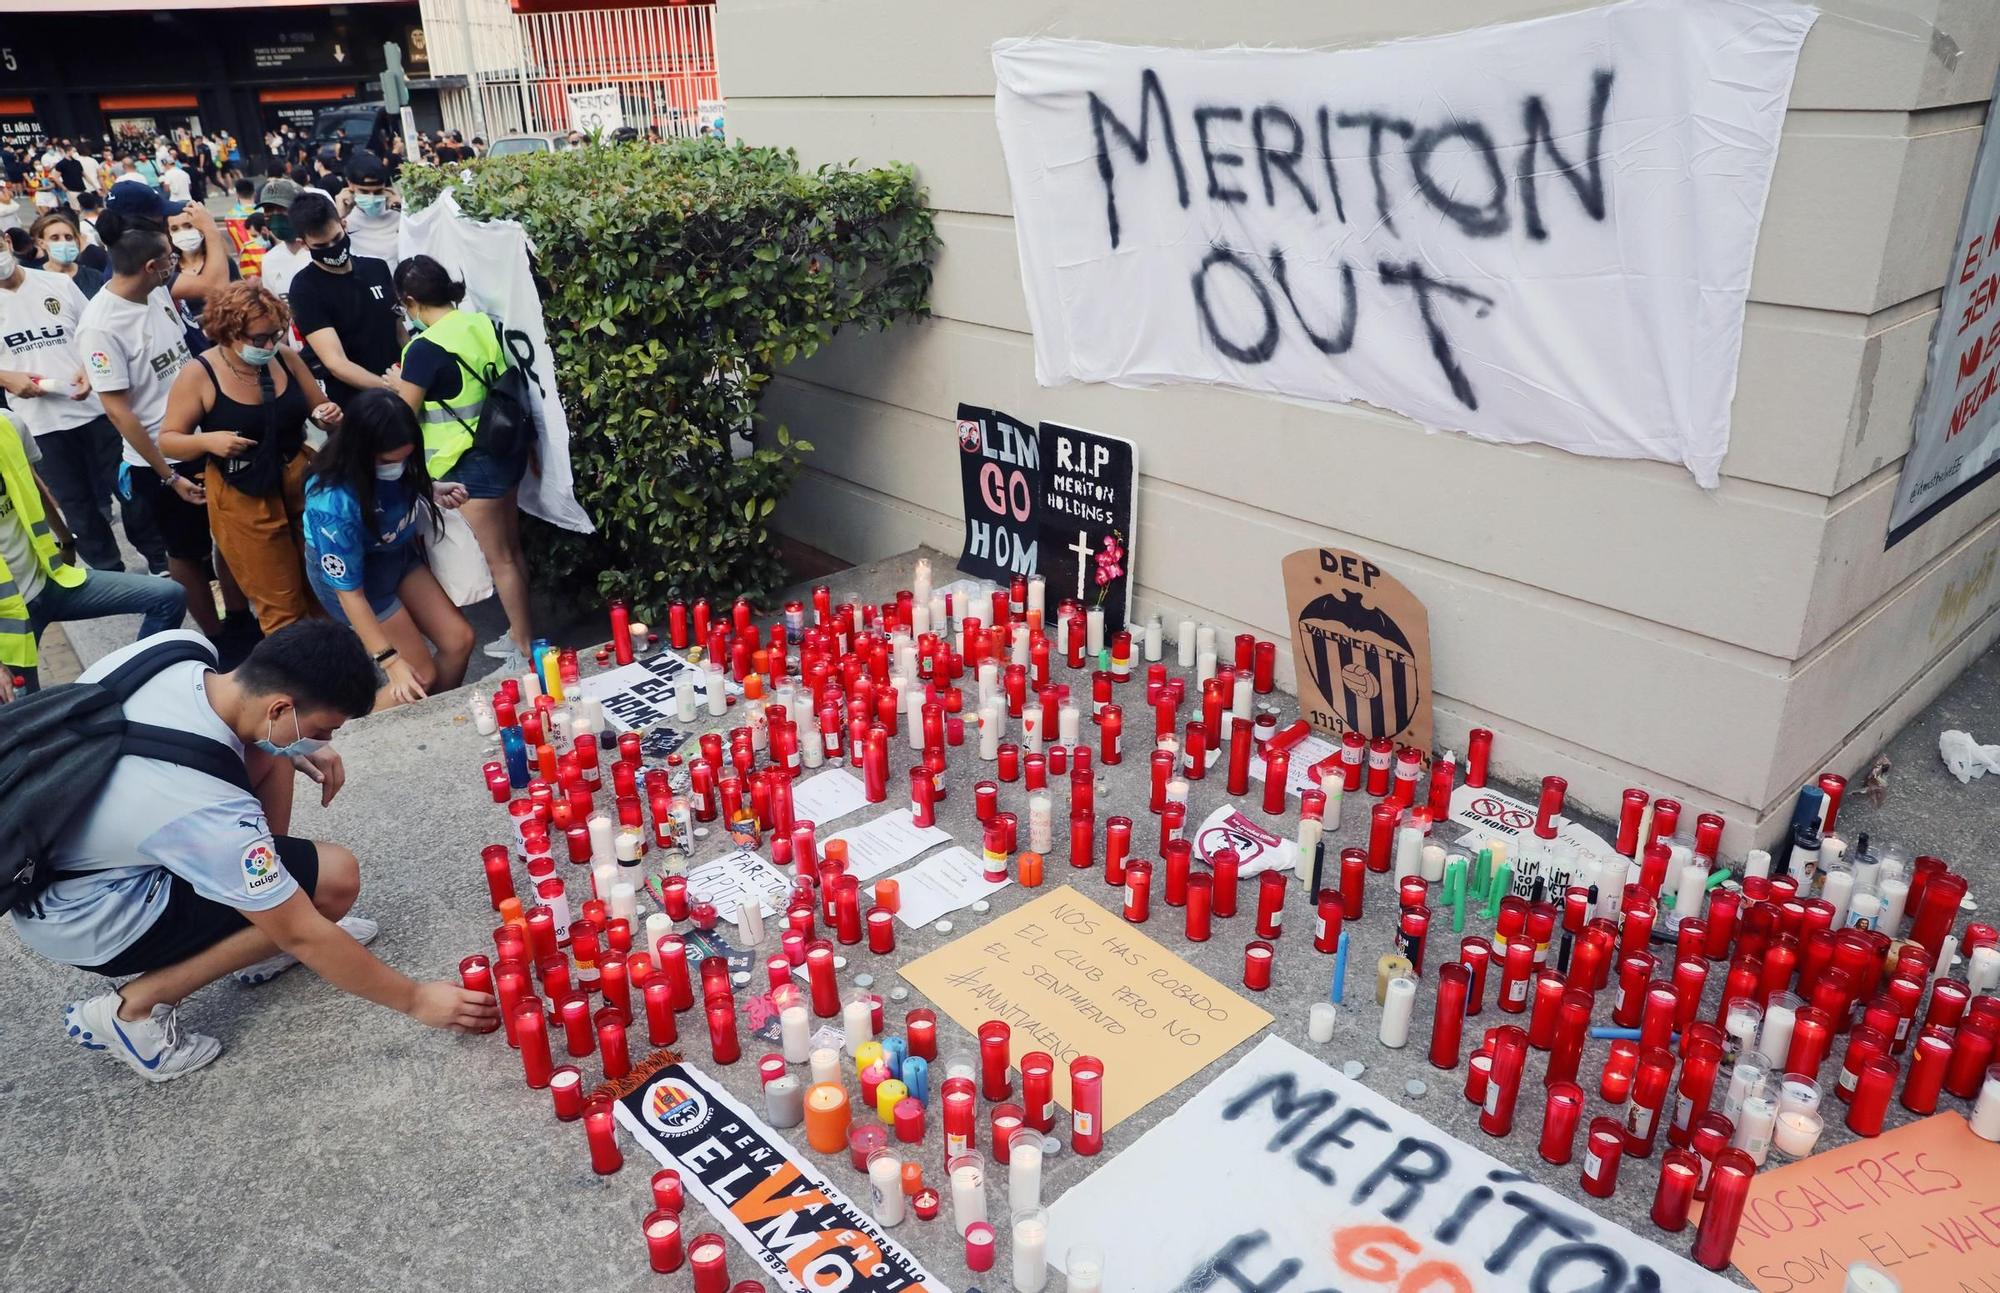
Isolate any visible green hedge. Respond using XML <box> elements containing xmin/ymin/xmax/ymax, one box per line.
<box><xmin>400</xmin><ymin>138</ymin><xmax>937</xmax><ymax>615</ymax></box>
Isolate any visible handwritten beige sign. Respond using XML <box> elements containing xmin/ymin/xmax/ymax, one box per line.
<box><xmin>900</xmin><ymin>886</ymin><xmax>1271</xmax><ymax>1129</ymax></box>
<box><xmin>1730</xmin><ymin>1112</ymin><xmax>2000</xmax><ymax>1293</ymax></box>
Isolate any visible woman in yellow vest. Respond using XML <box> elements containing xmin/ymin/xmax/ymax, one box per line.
<box><xmin>0</xmin><ymin>412</ymin><xmax>185</xmax><ymax>698</ymax></box>
<box><xmin>390</xmin><ymin>256</ymin><xmax>534</xmax><ymax>669</ymax></box>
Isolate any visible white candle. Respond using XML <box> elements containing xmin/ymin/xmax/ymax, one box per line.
<box><xmin>1675</xmin><ymin>862</ymin><xmax>1707</xmax><ymax>922</ymax></box>
<box><xmin>592</xmin><ymin>862</ymin><xmax>617</xmax><ymax>905</ymax></box>
<box><xmin>1379</xmin><ymin>976</ymin><xmax>1416</xmax><ymax>1047</ymax></box>
<box><xmin>1420</xmin><ymin>843</ymin><xmax>1447</xmax><ymax>884</ymax></box>
<box><xmin>1723</xmin><ymin>1059</ymin><xmax>1767</xmax><ymax>1121</ymax></box>
<box><xmin>1973</xmin><ymin>1071</ymin><xmax>2000</xmax><ymax>1141</ymax></box>
<box><xmin>780</xmin><ymin>1004</ymin><xmax>812</xmax><ymax>1063</ymax></box>
<box><xmin>1056</xmin><ymin>613</ymin><xmax>1070</xmax><ymax>658</ymax></box>
<box><xmin>675</xmin><ymin>671</ymin><xmax>698</xmax><ymax>722</ymax></box>
<box><xmin>1143</xmin><ymin>617</ymin><xmax>1163</xmax><ymax>662</ymax></box>
<box><xmin>911</xmin><ymin>603</ymin><xmax>931</xmax><ymax>637</ymax></box>
<box><xmin>801</xmin><ymin>726</ymin><xmax>825</xmax><ymax>769</ymax></box>
<box><xmin>1165</xmin><ymin>777</ymin><xmax>1189</xmax><ymax>807</ymax></box>
<box><xmin>1066</xmin><ymin>1245</ymin><xmax>1106</xmax><ymax>1293</ymax></box>
<box><xmin>1196</xmin><ymin>624</ymin><xmax>1216</xmax><ymax>658</ymax></box>
<box><xmin>1878</xmin><ymin>877</ymin><xmax>1911</xmax><ymax>935</ymax></box>
<box><xmin>1940</xmin><ymin>934</ymin><xmax>1962</xmax><ymax>976</ymax></box>
<box><xmin>1321</xmin><ymin>775</ymin><xmax>1344</xmax><ymax>831</ymax></box>
<box><xmin>1231</xmin><ymin>674</ymin><xmax>1253</xmax><ymax>722</ymax></box>
<box><xmin>810</xmin><ymin>1047</ymin><xmax>842</xmax><ymax>1087</ymax></box>
<box><xmin>1196</xmin><ymin>649</ymin><xmax>1218</xmax><ymax>685</ymax></box>
<box><xmin>950</xmin><ymin>1158</ymin><xmax>987</xmax><ymax>1235</ymax></box>
<box><xmin>1012</xmin><ymin>623</ymin><xmax>1031</xmax><ymax>668</ymax></box>
<box><xmin>1847</xmin><ymin>892</ymin><xmax>1882</xmax><ymax>930</ymax></box>
<box><xmin>1842</xmin><ymin>1264</ymin><xmax>1898</xmax><ymax>1293</ymax></box>
<box><xmin>611</xmin><ymin>882</ymin><xmax>637</xmax><ymax>928</ymax></box>
<box><xmin>1393</xmin><ymin>826</ymin><xmax>1423</xmax><ymax>882</ymax></box>
<box><xmin>1595</xmin><ymin>857</ymin><xmax>1630</xmax><ymax>919</ymax></box>
<box><xmin>930</xmin><ymin>594</ymin><xmax>948</xmax><ymax>636</ymax></box>
<box><xmin>574</xmin><ymin>697</ymin><xmax>602</xmax><ymax>735</ymax></box>
<box><xmin>905</xmin><ymin>685</ymin><xmax>926</xmax><ymax>751</ymax></box>
<box><xmin>1058</xmin><ymin>704</ymin><xmax>1081</xmax><ymax>747</ymax></box>
<box><xmin>978</xmin><ymin>661</ymin><xmax>999</xmax><ymax>708</ymax></box>
<box><xmin>1744</xmin><ymin>848</ymin><xmax>1771</xmax><ymax>881</ymax></box>
<box><xmin>1178</xmin><ymin>619</ymin><xmax>1197</xmax><ymax>668</ymax></box>
<box><xmin>473</xmin><ymin>698</ymin><xmax>497</xmax><ymax>736</ymax></box>
<box><xmin>1821</xmin><ymin>869</ymin><xmax>1853</xmax><ymax>926</ymax></box>
<box><xmin>1026</xmin><ymin>576</ymin><xmax>1045</xmax><ymax>617</ymax></box>
<box><xmin>1297</xmin><ymin>818</ymin><xmax>1324</xmax><ymax>885</ymax></box>
<box><xmin>1772</xmin><ymin>1107</ymin><xmax>1823</xmax><ymax>1157</ymax></box>
<box><xmin>519</xmin><ymin>670</ymin><xmax>542</xmax><ymax>702</ymax></box>
<box><xmin>738</xmin><ymin>895</ymin><xmax>765</xmax><ymax>946</ymax></box>
<box><xmin>1028</xmin><ymin>796</ymin><xmax>1053</xmax><ymax>853</ymax></box>
<box><xmin>1009</xmin><ymin>1137</ymin><xmax>1042</xmax><ymax>1212</ymax></box>
<box><xmin>913</xmin><ymin>557</ymin><xmax>932</xmax><ymax>608</ymax></box>
<box><xmin>766</xmin><ymin>1074</ymin><xmax>805</xmax><ymax>1128</ymax></box>
<box><xmin>1021</xmin><ymin>707</ymin><xmax>1044</xmax><ymax>754</ymax></box>
<box><xmin>1011</xmin><ymin>1209</ymin><xmax>1049</xmax><ymax>1293</ymax></box>
<box><xmin>588</xmin><ymin>814</ymin><xmax>616</xmax><ymax>867</ymax></box>
<box><xmin>1736</xmin><ymin>1093</ymin><xmax>1777</xmax><ymax>1164</ymax></box>
<box><xmin>1086</xmin><ymin>609</ymin><xmax>1105</xmax><ymax>656</ymax></box>
<box><xmin>1308</xmin><ymin>1001</ymin><xmax>1337</xmax><ymax>1043</ymax></box>
<box><xmin>870</xmin><ymin>1151</ymin><xmax>906</xmax><ymax>1225</ymax></box>
<box><xmin>705</xmin><ymin>662</ymin><xmax>728</xmax><ymax>716</ymax></box>
<box><xmin>1759</xmin><ymin>999</ymin><xmax>1798</xmax><ymax>1069</ymax></box>
<box><xmin>980</xmin><ymin>703</ymin><xmax>1003</xmax><ymax>760</ymax></box>
<box><xmin>1971</xmin><ymin>945</ymin><xmax>2000</xmax><ymax>996</ymax></box>
<box><xmin>645</xmin><ymin>912</ymin><xmax>672</xmax><ymax>961</ymax></box>
<box><xmin>944</xmin><ymin>1054</ymin><xmax>977</xmax><ymax>1083</ymax></box>
<box><xmin>843</xmin><ymin>997</ymin><xmax>873</xmax><ymax>1054</ymax></box>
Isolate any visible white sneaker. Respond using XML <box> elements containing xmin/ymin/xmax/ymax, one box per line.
<box><xmin>234</xmin><ymin>914</ymin><xmax>380</xmax><ymax>986</ymax></box>
<box><xmin>482</xmin><ymin>633</ymin><xmax>522</xmax><ymax>661</ymax></box>
<box><xmin>64</xmin><ymin>994</ymin><xmax>222</xmax><ymax>1084</ymax></box>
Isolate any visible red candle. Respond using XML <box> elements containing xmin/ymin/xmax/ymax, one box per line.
<box><xmin>1366</xmin><ymin>802</ymin><xmax>1397</xmax><ymax>873</ymax></box>
<box><xmin>1653</xmin><ymin>1148</ymin><xmax>1700</xmax><ymax>1231</ymax></box>
<box><xmin>866</xmin><ymin>906</ymin><xmax>896</xmax><ymax>954</ymax></box>
<box><xmin>1692</xmin><ymin>1150</ymin><xmax>1757</xmax><ymax>1270</ymax></box>
<box><xmin>1846</xmin><ymin>1055</ymin><xmax>1898</xmax><ymax>1136</ymax></box>
<box><xmin>1904</xmin><ymin>1027</ymin><xmax>1954</xmax><ymax>1113</ymax></box>
<box><xmin>1186</xmin><ymin>874</ymin><xmax>1215</xmax><ymax>942</ymax></box>
<box><xmin>1226</xmin><ymin>717</ymin><xmax>1252</xmax><ymax>794</ymax></box>
<box><xmin>1262</xmin><ymin>750</ymin><xmax>1290</xmax><ymax>814</ymax></box>
<box><xmin>1071</xmin><ymin>1056</ymin><xmax>1104</xmax><ymax>1155</ymax></box>
<box><xmin>1243</xmin><ymin>940</ymin><xmax>1275</xmax><ymax>991</ymax></box>
<box><xmin>1673</xmin><ymin>957</ymin><xmax>1710</xmax><ymax>1032</ymax></box>
<box><xmin>1021</xmin><ymin>1051</ymin><xmax>1057</xmax><ymax>1132</ymax></box>
<box><xmin>651</xmin><ymin>1167</ymin><xmax>685</xmax><ymax>1214</ymax></box>
<box><xmin>1528</xmin><ymin>971</ymin><xmax>1568</xmax><ymax>1050</ymax></box>
<box><xmin>1340</xmin><ymin>848</ymin><xmax>1366</xmax><ymax>921</ymax></box>
<box><xmin>1314</xmin><ymin>891</ymin><xmax>1344</xmax><ymax>954</ymax></box>
<box><xmin>1164</xmin><ymin>840</ymin><xmax>1192</xmax><ymax>908</ymax></box>
<box><xmin>1580</xmin><ymin>1117</ymin><xmax>1624</xmax><ymax>1197</ymax></box>
<box><xmin>979</xmin><ymin>1020</ymin><xmax>1013</xmax><ymax>1101</ymax></box>
<box><xmin>1255</xmin><ymin>869</ymin><xmax>1287</xmax><ymax>939</ymax></box>
<box><xmin>907</xmin><ymin>1008</ymin><xmax>938</xmax><ymax>1061</ymax></box>
<box><xmin>942</xmin><ymin>1079</ymin><xmax>977</xmax><ymax>1159</ymax></box>
<box><xmin>598</xmin><ymin>1009</ymin><xmax>631</xmax><ymax>1081</ymax></box>
<box><xmin>1638</xmin><ymin>983</ymin><xmax>1677</xmax><ymax>1054</ymax></box>
<box><xmin>894</xmin><ymin>1096</ymin><xmax>925</xmax><ymax>1143</ymax></box>
<box><xmin>1461</xmin><ymin>937</ymin><xmax>1491</xmax><ymax>1014</ymax></box>
<box><xmin>1539</xmin><ymin>1080</ymin><xmax>1584</xmax><ymax>1164</ymax></box>
<box><xmin>1124</xmin><ymin>860</ymin><xmax>1153</xmax><ymax>923</ymax></box>
<box><xmin>707</xmin><ymin>1000</ymin><xmax>741</xmax><ymax>1065</ymax></box>
<box><xmin>805</xmin><ymin>940</ymin><xmax>840</xmax><ymax>1017</ymax></box>
<box><xmin>1785</xmin><ymin>1006</ymin><xmax>1836</xmax><ymax>1080</ymax></box>
<box><xmin>642</xmin><ymin>980</ymin><xmax>677</xmax><ymax>1049</ymax></box>
<box><xmin>1366</xmin><ymin>737</ymin><xmax>1394</xmax><ymax>797</ymax></box>
<box><xmin>549</xmin><ymin>1065</ymin><xmax>585</xmax><ymax>1121</ymax></box>
<box><xmin>557</xmin><ymin>994</ymin><xmax>594</xmax><ymax>1058</ymax></box>
<box><xmin>481</xmin><ymin>845</ymin><xmax>515</xmax><ymax>909</ymax></box>
<box><xmin>1498</xmin><ymin>940</ymin><xmax>1535</xmax><ymax>1014</ymax></box>
<box><xmin>644</xmin><ymin>1209</ymin><xmax>683</xmax><ymax>1273</ymax></box>
<box><xmin>1547</xmin><ymin>987</ymin><xmax>1594</xmax><ymax>1087</ymax></box>
<box><xmin>1599</xmin><ymin>1039</ymin><xmax>1640</xmax><ymax>1105</ymax></box>
<box><xmin>583</xmin><ymin>1094</ymin><xmax>623</xmax><ymax>1174</ymax></box>
<box><xmin>1212</xmin><ymin>847</ymin><xmax>1241</xmax><ymax>918</ymax></box>
<box><xmin>1624</xmin><ymin>1047</ymin><xmax>1674</xmax><ymax>1157</ymax></box>
<box><xmin>1104</xmin><ymin>816</ymin><xmax>1131</xmax><ymax>886</ymax></box>
<box><xmin>1480</xmin><ymin>1027</ymin><xmax>1529</xmax><ymax>1136</ymax></box>
<box><xmin>690</xmin><ymin>1233</ymin><xmax>730</xmax><ymax>1293</ymax></box>
<box><xmin>1430</xmin><ymin>963</ymin><xmax>1471</xmax><ymax>1069</ymax></box>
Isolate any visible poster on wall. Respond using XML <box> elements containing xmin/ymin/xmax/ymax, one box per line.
<box><xmin>1282</xmin><ymin>547</ymin><xmax>1432</xmax><ymax>757</ymax></box>
<box><xmin>954</xmin><ymin>402</ymin><xmax>1042</xmax><ymax>583</ymax></box>
<box><xmin>991</xmin><ymin>0</ymin><xmax>1817</xmax><ymax>487</ymax></box>
<box><xmin>1886</xmin><ymin>74</ymin><xmax>2000</xmax><ymax>546</ymax></box>
<box><xmin>565</xmin><ymin>87</ymin><xmax>625</xmax><ymax>135</ymax></box>
<box><xmin>1036</xmin><ymin>421</ymin><xmax>1136</xmax><ymax>633</ymax></box>
<box><xmin>1047</xmin><ymin>1035</ymin><xmax>1740</xmax><ymax>1292</ymax></box>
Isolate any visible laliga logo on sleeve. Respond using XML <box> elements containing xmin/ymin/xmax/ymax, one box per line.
<box><xmin>641</xmin><ymin>1074</ymin><xmax>712</xmax><ymax>1137</ymax></box>
<box><xmin>241</xmin><ymin>839</ymin><xmax>283</xmax><ymax>894</ymax></box>
<box><xmin>88</xmin><ymin>350</ymin><xmax>112</xmax><ymax>375</ymax></box>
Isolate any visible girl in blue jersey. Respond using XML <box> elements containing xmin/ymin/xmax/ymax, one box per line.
<box><xmin>303</xmin><ymin>388</ymin><xmax>475</xmax><ymax>709</ymax></box>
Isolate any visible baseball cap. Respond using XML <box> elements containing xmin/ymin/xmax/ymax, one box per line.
<box><xmin>345</xmin><ymin>152</ymin><xmax>388</xmax><ymax>185</ymax></box>
<box><xmin>260</xmin><ymin>178</ymin><xmax>302</xmax><ymax>209</ymax></box>
<box><xmin>103</xmin><ymin>184</ymin><xmax>185</xmax><ymax>220</ymax></box>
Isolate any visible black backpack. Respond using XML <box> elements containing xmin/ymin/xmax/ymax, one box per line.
<box><xmin>0</xmin><ymin>637</ymin><xmax>253</xmax><ymax>917</ymax></box>
<box><xmin>449</xmin><ymin>314</ymin><xmax>536</xmax><ymax>461</ymax></box>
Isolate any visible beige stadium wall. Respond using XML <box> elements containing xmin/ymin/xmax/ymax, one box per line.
<box><xmin>716</xmin><ymin>0</ymin><xmax>2000</xmax><ymax>851</ymax></box>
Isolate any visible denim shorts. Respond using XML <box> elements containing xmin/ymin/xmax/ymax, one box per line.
<box><xmin>307</xmin><ymin>542</ymin><xmax>424</xmax><ymax>624</ymax></box>
<box><xmin>442</xmin><ymin>443</ymin><xmax>529</xmax><ymax>500</ymax></box>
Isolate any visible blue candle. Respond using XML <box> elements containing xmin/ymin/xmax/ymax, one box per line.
<box><xmin>501</xmin><ymin>727</ymin><xmax>530</xmax><ymax>787</ymax></box>
<box><xmin>880</xmin><ymin>1036</ymin><xmax>908</xmax><ymax>1080</ymax></box>
<box><xmin>1332</xmin><ymin>930</ymin><xmax>1350</xmax><ymax>1003</ymax></box>
<box><xmin>902</xmin><ymin>1055</ymin><xmax>929</xmax><ymax>1107</ymax></box>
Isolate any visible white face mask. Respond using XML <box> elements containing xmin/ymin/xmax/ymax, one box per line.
<box><xmin>375</xmin><ymin>459</ymin><xmax>407</xmax><ymax>481</ymax></box>
<box><xmin>0</xmin><ymin>248</ymin><xmax>14</xmax><ymax>279</ymax></box>
<box><xmin>170</xmin><ymin>228</ymin><xmax>205</xmax><ymax>253</ymax></box>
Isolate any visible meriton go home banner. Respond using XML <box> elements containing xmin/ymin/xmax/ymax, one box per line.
<box><xmin>991</xmin><ymin>0</ymin><xmax>1817</xmax><ymax>487</ymax></box>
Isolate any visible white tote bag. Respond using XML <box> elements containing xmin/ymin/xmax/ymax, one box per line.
<box><xmin>427</xmin><ymin>507</ymin><xmax>495</xmax><ymax>607</ymax></box>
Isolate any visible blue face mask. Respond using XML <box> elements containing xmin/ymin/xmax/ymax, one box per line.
<box><xmin>254</xmin><ymin>708</ymin><xmax>329</xmax><ymax>759</ymax></box>
<box><xmin>238</xmin><ymin>342</ymin><xmax>278</xmax><ymax>367</ymax></box>
<box><xmin>48</xmin><ymin>241</ymin><xmax>80</xmax><ymax>265</ymax></box>
<box><xmin>355</xmin><ymin>193</ymin><xmax>388</xmax><ymax>216</ymax></box>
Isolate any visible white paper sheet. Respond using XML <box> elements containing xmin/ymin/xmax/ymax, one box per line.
<box><xmin>891</xmin><ymin>847</ymin><xmax>1011</xmax><ymax>928</ymax></box>
<box><xmin>825</xmin><ymin>809</ymin><xmax>955</xmax><ymax>882</ymax></box>
<box><xmin>789</xmin><ymin>768</ymin><xmax>871</xmax><ymax>827</ymax></box>
<box><xmin>1247</xmin><ymin>733</ymin><xmax>1337</xmax><ymax>799</ymax></box>
<box><xmin>684</xmin><ymin>847</ymin><xmax>789</xmax><ymax>923</ymax></box>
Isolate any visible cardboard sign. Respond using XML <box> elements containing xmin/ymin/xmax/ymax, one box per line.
<box><xmin>1047</xmin><ymin>1034</ymin><xmax>1737</xmax><ymax>1292</ymax></box>
<box><xmin>954</xmin><ymin>402</ymin><xmax>1042</xmax><ymax>582</ymax></box>
<box><xmin>1037</xmin><ymin>421</ymin><xmax>1136</xmax><ymax>634</ymax></box>
<box><xmin>1729</xmin><ymin>1112</ymin><xmax>2000</xmax><ymax>1293</ymax></box>
<box><xmin>899</xmin><ymin>886</ymin><xmax>1270</xmax><ymax>1128</ymax></box>
<box><xmin>615</xmin><ymin>1061</ymin><xmax>950</xmax><ymax>1293</ymax></box>
<box><xmin>1283</xmin><ymin>547</ymin><xmax>1433</xmax><ymax>756</ymax></box>
<box><xmin>571</xmin><ymin>648</ymin><xmax>738</xmax><ymax>733</ymax></box>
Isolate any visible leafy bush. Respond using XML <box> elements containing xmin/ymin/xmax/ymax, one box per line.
<box><xmin>401</xmin><ymin>138</ymin><xmax>936</xmax><ymax>615</ymax></box>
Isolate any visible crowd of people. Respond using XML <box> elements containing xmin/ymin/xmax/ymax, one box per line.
<box><xmin>0</xmin><ymin>130</ymin><xmax>539</xmax><ymax>712</ymax></box>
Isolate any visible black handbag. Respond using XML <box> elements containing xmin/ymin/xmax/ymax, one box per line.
<box><xmin>208</xmin><ymin>357</ymin><xmax>294</xmax><ymax>497</ymax></box>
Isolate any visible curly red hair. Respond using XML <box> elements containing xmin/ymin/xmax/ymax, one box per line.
<box><xmin>201</xmin><ymin>280</ymin><xmax>291</xmax><ymax>347</ymax></box>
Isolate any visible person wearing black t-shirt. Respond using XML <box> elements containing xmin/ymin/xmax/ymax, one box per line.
<box><xmin>285</xmin><ymin>193</ymin><xmax>405</xmax><ymax>406</ymax></box>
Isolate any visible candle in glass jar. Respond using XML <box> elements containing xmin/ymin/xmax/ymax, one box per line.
<box><xmin>644</xmin><ymin>1210</ymin><xmax>684</xmax><ymax>1273</ymax></box>
<box><xmin>1009</xmin><ymin>1128</ymin><xmax>1043</xmax><ymax>1212</ymax></box>
<box><xmin>1772</xmin><ymin>1107</ymin><xmax>1823</xmax><ymax>1157</ymax></box>
<box><xmin>949</xmin><ymin>1152</ymin><xmax>988</xmax><ymax>1235</ymax></box>
<box><xmin>1972</xmin><ymin>1065</ymin><xmax>2000</xmax><ymax>1141</ymax></box>
<box><xmin>1012</xmin><ymin>1207</ymin><xmax>1050</xmax><ymax>1293</ymax></box>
